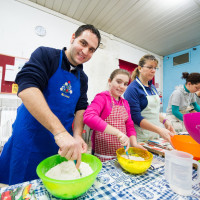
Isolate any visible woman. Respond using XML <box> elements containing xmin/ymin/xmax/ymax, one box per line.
<box><xmin>124</xmin><ymin>55</ymin><xmax>175</xmax><ymax>143</ymax></box>
<box><xmin>195</xmin><ymin>91</ymin><xmax>200</xmax><ymax>106</ymax></box>
<box><xmin>166</xmin><ymin>72</ymin><xmax>200</xmax><ymax>132</ymax></box>
<box><xmin>83</xmin><ymin>69</ymin><xmax>145</xmax><ymax>162</ymax></box>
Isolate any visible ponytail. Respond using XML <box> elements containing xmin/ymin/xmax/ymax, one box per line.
<box><xmin>131</xmin><ymin>67</ymin><xmax>140</xmax><ymax>82</ymax></box>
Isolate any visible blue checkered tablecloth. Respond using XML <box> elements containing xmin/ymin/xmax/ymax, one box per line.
<box><xmin>1</xmin><ymin>155</ymin><xmax>200</xmax><ymax>200</ymax></box>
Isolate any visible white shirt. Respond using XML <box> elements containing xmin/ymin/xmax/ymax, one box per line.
<box><xmin>166</xmin><ymin>85</ymin><xmax>196</xmax><ymax>114</ymax></box>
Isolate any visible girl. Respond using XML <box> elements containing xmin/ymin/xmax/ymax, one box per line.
<box><xmin>124</xmin><ymin>55</ymin><xmax>175</xmax><ymax>143</ymax></box>
<box><xmin>166</xmin><ymin>72</ymin><xmax>200</xmax><ymax>132</ymax></box>
<box><xmin>83</xmin><ymin>69</ymin><xmax>144</xmax><ymax>162</ymax></box>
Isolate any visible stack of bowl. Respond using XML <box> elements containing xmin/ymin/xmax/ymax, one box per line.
<box><xmin>171</xmin><ymin>112</ymin><xmax>200</xmax><ymax>161</ymax></box>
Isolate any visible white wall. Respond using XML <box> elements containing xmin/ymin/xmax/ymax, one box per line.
<box><xmin>0</xmin><ymin>0</ymin><xmax>163</xmax><ymax>103</ymax></box>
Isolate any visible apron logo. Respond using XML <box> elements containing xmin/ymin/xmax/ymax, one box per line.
<box><xmin>60</xmin><ymin>81</ymin><xmax>72</xmax><ymax>98</ymax></box>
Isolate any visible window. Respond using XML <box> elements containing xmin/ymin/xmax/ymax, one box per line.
<box><xmin>173</xmin><ymin>53</ymin><xmax>189</xmax><ymax>66</ymax></box>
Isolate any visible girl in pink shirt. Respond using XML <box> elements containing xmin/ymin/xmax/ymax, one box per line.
<box><xmin>83</xmin><ymin>69</ymin><xmax>145</xmax><ymax>162</ymax></box>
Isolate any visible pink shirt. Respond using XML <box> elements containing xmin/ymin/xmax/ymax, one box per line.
<box><xmin>83</xmin><ymin>91</ymin><xmax>137</xmax><ymax>138</ymax></box>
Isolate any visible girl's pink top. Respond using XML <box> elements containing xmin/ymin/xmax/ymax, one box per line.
<box><xmin>83</xmin><ymin>91</ymin><xmax>137</xmax><ymax>149</ymax></box>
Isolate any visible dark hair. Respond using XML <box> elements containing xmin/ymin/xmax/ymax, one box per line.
<box><xmin>182</xmin><ymin>72</ymin><xmax>200</xmax><ymax>84</ymax></box>
<box><xmin>109</xmin><ymin>69</ymin><xmax>130</xmax><ymax>81</ymax></box>
<box><xmin>131</xmin><ymin>54</ymin><xmax>158</xmax><ymax>81</ymax></box>
<box><xmin>75</xmin><ymin>24</ymin><xmax>101</xmax><ymax>48</ymax></box>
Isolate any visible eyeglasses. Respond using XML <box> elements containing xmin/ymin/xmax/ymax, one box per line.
<box><xmin>143</xmin><ymin>66</ymin><xmax>158</xmax><ymax>71</ymax></box>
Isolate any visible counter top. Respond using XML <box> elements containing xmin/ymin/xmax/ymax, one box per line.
<box><xmin>0</xmin><ymin>155</ymin><xmax>199</xmax><ymax>200</ymax></box>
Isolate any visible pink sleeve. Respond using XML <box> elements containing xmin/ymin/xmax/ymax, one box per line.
<box><xmin>83</xmin><ymin>94</ymin><xmax>108</xmax><ymax>132</ymax></box>
<box><xmin>124</xmin><ymin>100</ymin><xmax>137</xmax><ymax>137</ymax></box>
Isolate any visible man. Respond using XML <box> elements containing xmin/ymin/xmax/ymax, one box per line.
<box><xmin>0</xmin><ymin>24</ymin><xmax>101</xmax><ymax>185</ymax></box>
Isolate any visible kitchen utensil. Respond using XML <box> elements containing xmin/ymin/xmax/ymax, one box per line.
<box><xmin>36</xmin><ymin>154</ymin><xmax>102</xmax><ymax>199</ymax></box>
<box><xmin>165</xmin><ymin>150</ymin><xmax>200</xmax><ymax>196</ymax></box>
<box><xmin>124</xmin><ymin>146</ymin><xmax>130</xmax><ymax>159</ymax></box>
<box><xmin>116</xmin><ymin>147</ymin><xmax>153</xmax><ymax>174</ymax></box>
<box><xmin>74</xmin><ymin>160</ymin><xmax>82</xmax><ymax>177</ymax></box>
<box><xmin>183</xmin><ymin>112</ymin><xmax>200</xmax><ymax>144</ymax></box>
<box><xmin>171</xmin><ymin>135</ymin><xmax>200</xmax><ymax>160</ymax></box>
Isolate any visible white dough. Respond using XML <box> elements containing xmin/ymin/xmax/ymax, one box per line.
<box><xmin>45</xmin><ymin>160</ymin><xmax>93</xmax><ymax>180</ymax></box>
<box><xmin>121</xmin><ymin>154</ymin><xmax>144</xmax><ymax>161</ymax></box>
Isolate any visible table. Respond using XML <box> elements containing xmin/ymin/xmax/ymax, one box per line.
<box><xmin>0</xmin><ymin>155</ymin><xmax>200</xmax><ymax>200</ymax></box>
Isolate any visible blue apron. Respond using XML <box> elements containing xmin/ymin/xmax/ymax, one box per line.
<box><xmin>0</xmin><ymin>51</ymin><xmax>80</xmax><ymax>185</ymax></box>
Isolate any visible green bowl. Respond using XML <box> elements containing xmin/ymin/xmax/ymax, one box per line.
<box><xmin>36</xmin><ymin>154</ymin><xmax>102</xmax><ymax>199</ymax></box>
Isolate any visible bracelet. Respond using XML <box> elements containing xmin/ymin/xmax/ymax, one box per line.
<box><xmin>163</xmin><ymin>119</ymin><xmax>167</xmax><ymax>125</ymax></box>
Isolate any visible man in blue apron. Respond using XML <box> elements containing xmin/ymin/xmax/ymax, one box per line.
<box><xmin>0</xmin><ymin>24</ymin><xmax>101</xmax><ymax>185</ymax></box>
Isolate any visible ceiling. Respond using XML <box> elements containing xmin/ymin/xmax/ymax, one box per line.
<box><xmin>22</xmin><ymin>0</ymin><xmax>200</xmax><ymax>56</ymax></box>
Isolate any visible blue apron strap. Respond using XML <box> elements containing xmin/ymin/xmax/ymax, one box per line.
<box><xmin>59</xmin><ymin>50</ymin><xmax>63</xmax><ymax>68</ymax></box>
<box><xmin>78</xmin><ymin>70</ymin><xmax>80</xmax><ymax>80</ymax></box>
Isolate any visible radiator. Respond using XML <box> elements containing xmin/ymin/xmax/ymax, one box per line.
<box><xmin>0</xmin><ymin>107</ymin><xmax>17</xmax><ymax>147</ymax></box>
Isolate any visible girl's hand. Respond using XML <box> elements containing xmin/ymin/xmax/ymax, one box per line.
<box><xmin>130</xmin><ymin>136</ymin><xmax>147</xmax><ymax>150</ymax></box>
<box><xmin>117</xmin><ymin>131</ymin><xmax>130</xmax><ymax>149</ymax></box>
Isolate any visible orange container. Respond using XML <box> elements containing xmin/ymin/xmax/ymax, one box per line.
<box><xmin>171</xmin><ymin>135</ymin><xmax>200</xmax><ymax>160</ymax></box>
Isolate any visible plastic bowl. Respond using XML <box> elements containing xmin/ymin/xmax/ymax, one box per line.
<box><xmin>116</xmin><ymin>147</ymin><xmax>153</xmax><ymax>174</ymax></box>
<box><xmin>36</xmin><ymin>154</ymin><xmax>102</xmax><ymax>199</ymax></box>
<box><xmin>171</xmin><ymin>135</ymin><xmax>200</xmax><ymax>160</ymax></box>
<box><xmin>183</xmin><ymin>112</ymin><xmax>200</xmax><ymax>144</ymax></box>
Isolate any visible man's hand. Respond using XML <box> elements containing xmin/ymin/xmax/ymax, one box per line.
<box><xmin>54</xmin><ymin>132</ymin><xmax>82</xmax><ymax>168</ymax></box>
<box><xmin>74</xmin><ymin>135</ymin><xmax>88</xmax><ymax>153</ymax></box>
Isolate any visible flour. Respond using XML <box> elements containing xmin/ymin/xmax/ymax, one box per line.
<box><xmin>45</xmin><ymin>160</ymin><xmax>93</xmax><ymax>180</ymax></box>
<box><xmin>121</xmin><ymin>154</ymin><xmax>145</xmax><ymax>161</ymax></box>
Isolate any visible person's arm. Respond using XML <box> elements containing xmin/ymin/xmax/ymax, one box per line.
<box><xmin>83</xmin><ymin>94</ymin><xmax>108</xmax><ymax>132</ymax></box>
<box><xmin>159</xmin><ymin>113</ymin><xmax>176</xmax><ymax>133</ymax></box>
<box><xmin>104</xmin><ymin>124</ymin><xmax>130</xmax><ymax>149</ymax></box>
<box><xmin>192</xmin><ymin>102</ymin><xmax>200</xmax><ymax>112</ymax></box>
<box><xmin>129</xmin><ymin>135</ymin><xmax>146</xmax><ymax>150</ymax></box>
<box><xmin>16</xmin><ymin>47</ymin><xmax>59</xmax><ymax>93</ymax></box>
<box><xmin>124</xmin><ymin>83</ymin><xmax>145</xmax><ymax>126</ymax></box>
<box><xmin>172</xmin><ymin>105</ymin><xmax>183</xmax><ymax>121</ymax></box>
<box><xmin>83</xmin><ymin>93</ymin><xmax>130</xmax><ymax>149</ymax></box>
<box><xmin>18</xmin><ymin>87</ymin><xmax>82</xmax><ymax>168</ymax></box>
<box><xmin>73</xmin><ymin>110</ymin><xmax>87</xmax><ymax>154</ymax></box>
<box><xmin>72</xmin><ymin>71</ymin><xmax>88</xmax><ymax>158</ymax></box>
<box><xmin>140</xmin><ymin>119</ymin><xmax>174</xmax><ymax>143</ymax></box>
<box><xmin>75</xmin><ymin>71</ymin><xmax>88</xmax><ymax>112</ymax></box>
<box><xmin>124</xmin><ymin>100</ymin><xmax>137</xmax><ymax>137</ymax></box>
